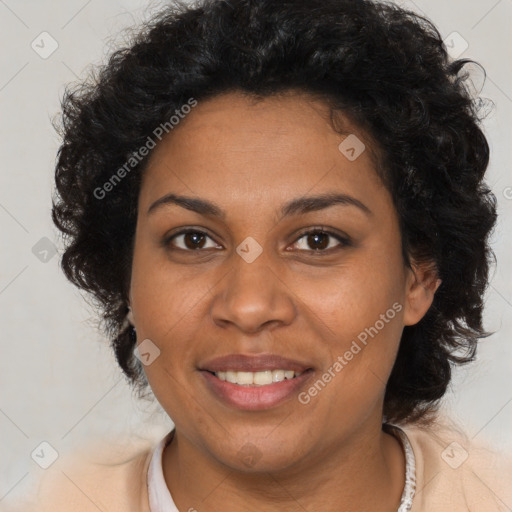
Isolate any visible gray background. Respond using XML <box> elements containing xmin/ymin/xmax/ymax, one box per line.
<box><xmin>1</xmin><ymin>0</ymin><xmax>511</xmax><ymax>504</ymax></box>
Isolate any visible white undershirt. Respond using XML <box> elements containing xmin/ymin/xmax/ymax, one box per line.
<box><xmin>147</xmin><ymin>430</ymin><xmax>179</xmax><ymax>511</ymax></box>
<box><xmin>147</xmin><ymin>425</ymin><xmax>416</xmax><ymax>512</ymax></box>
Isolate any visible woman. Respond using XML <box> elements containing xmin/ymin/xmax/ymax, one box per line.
<box><xmin>8</xmin><ymin>0</ymin><xmax>511</xmax><ymax>510</ymax></box>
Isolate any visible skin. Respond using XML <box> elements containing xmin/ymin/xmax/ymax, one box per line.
<box><xmin>128</xmin><ymin>90</ymin><xmax>441</xmax><ymax>511</ymax></box>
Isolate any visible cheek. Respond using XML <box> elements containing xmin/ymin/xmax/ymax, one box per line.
<box><xmin>130</xmin><ymin>233</ymin><xmax>200</xmax><ymax>336</ymax></box>
<box><xmin>299</xmin><ymin>281</ymin><xmax>404</xmax><ymax>425</ymax></box>
<box><xmin>300</xmin><ymin>255</ymin><xmax>404</xmax><ymax>341</ymax></box>
<box><xmin>296</xmin><ymin>255</ymin><xmax>406</xmax><ymax>404</ymax></box>
<box><xmin>129</xmin><ymin>240</ymin><xmax>202</xmax><ymax>398</ymax></box>
<box><xmin>129</xmin><ymin>257</ymin><xmax>205</xmax><ymax>419</ymax></box>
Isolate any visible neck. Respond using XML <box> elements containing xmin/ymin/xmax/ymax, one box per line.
<box><xmin>162</xmin><ymin>421</ymin><xmax>405</xmax><ymax>512</ymax></box>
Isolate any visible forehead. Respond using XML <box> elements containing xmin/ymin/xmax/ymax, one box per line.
<box><xmin>139</xmin><ymin>90</ymin><xmax>387</xmax><ymax>213</ymax></box>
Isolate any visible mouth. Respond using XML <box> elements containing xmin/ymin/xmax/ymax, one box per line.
<box><xmin>206</xmin><ymin>369</ymin><xmax>305</xmax><ymax>386</ymax></box>
<box><xmin>198</xmin><ymin>353</ymin><xmax>314</xmax><ymax>410</ymax></box>
<box><xmin>199</xmin><ymin>366</ymin><xmax>314</xmax><ymax>411</ymax></box>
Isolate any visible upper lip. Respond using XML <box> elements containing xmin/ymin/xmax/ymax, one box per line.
<box><xmin>199</xmin><ymin>354</ymin><xmax>312</xmax><ymax>373</ymax></box>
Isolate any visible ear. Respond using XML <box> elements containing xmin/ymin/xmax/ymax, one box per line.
<box><xmin>127</xmin><ymin>306</ymin><xmax>135</xmax><ymax>325</ymax></box>
<box><xmin>402</xmin><ymin>261</ymin><xmax>442</xmax><ymax>327</ymax></box>
<box><xmin>126</xmin><ymin>289</ymin><xmax>135</xmax><ymax>325</ymax></box>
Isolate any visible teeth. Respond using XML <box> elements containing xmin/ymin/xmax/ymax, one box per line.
<box><xmin>214</xmin><ymin>369</ymin><xmax>303</xmax><ymax>386</ymax></box>
<box><xmin>253</xmin><ymin>370</ymin><xmax>272</xmax><ymax>385</ymax></box>
<box><xmin>272</xmin><ymin>369</ymin><xmax>285</xmax><ymax>382</ymax></box>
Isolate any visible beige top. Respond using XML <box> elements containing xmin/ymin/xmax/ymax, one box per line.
<box><xmin>4</xmin><ymin>421</ymin><xmax>512</xmax><ymax>511</ymax></box>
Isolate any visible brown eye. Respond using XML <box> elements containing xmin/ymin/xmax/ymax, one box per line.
<box><xmin>165</xmin><ymin>230</ymin><xmax>220</xmax><ymax>251</ymax></box>
<box><xmin>292</xmin><ymin>229</ymin><xmax>350</xmax><ymax>253</ymax></box>
<box><xmin>305</xmin><ymin>232</ymin><xmax>330</xmax><ymax>250</ymax></box>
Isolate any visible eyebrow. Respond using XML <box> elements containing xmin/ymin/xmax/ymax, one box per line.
<box><xmin>147</xmin><ymin>192</ymin><xmax>372</xmax><ymax>219</ymax></box>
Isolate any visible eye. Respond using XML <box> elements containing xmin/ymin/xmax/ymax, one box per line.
<box><xmin>163</xmin><ymin>227</ymin><xmax>351</xmax><ymax>254</ymax></box>
<box><xmin>291</xmin><ymin>228</ymin><xmax>351</xmax><ymax>254</ymax></box>
<box><xmin>164</xmin><ymin>229</ymin><xmax>221</xmax><ymax>251</ymax></box>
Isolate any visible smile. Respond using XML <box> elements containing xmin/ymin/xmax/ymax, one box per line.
<box><xmin>213</xmin><ymin>369</ymin><xmax>303</xmax><ymax>386</ymax></box>
<box><xmin>200</xmin><ymin>368</ymin><xmax>314</xmax><ymax>410</ymax></box>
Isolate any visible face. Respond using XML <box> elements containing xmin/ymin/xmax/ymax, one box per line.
<box><xmin>129</xmin><ymin>90</ymin><xmax>435</xmax><ymax>471</ymax></box>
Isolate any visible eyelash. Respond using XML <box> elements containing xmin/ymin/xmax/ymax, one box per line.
<box><xmin>162</xmin><ymin>227</ymin><xmax>352</xmax><ymax>255</ymax></box>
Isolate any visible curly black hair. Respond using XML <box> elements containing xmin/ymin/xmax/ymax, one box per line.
<box><xmin>52</xmin><ymin>0</ymin><xmax>497</xmax><ymax>424</ymax></box>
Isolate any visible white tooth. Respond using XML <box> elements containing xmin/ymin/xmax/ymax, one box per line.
<box><xmin>226</xmin><ymin>371</ymin><xmax>238</xmax><ymax>384</ymax></box>
<box><xmin>219</xmin><ymin>369</ymin><xmax>303</xmax><ymax>385</ymax></box>
<box><xmin>272</xmin><ymin>369</ymin><xmax>285</xmax><ymax>382</ymax></box>
<box><xmin>253</xmin><ymin>370</ymin><xmax>273</xmax><ymax>385</ymax></box>
<box><xmin>237</xmin><ymin>371</ymin><xmax>254</xmax><ymax>385</ymax></box>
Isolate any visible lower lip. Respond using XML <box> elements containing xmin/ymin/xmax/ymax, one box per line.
<box><xmin>200</xmin><ymin>370</ymin><xmax>314</xmax><ymax>411</ymax></box>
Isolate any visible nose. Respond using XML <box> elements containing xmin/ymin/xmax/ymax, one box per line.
<box><xmin>210</xmin><ymin>245</ymin><xmax>296</xmax><ymax>334</ymax></box>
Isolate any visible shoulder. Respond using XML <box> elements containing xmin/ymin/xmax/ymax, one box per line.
<box><xmin>402</xmin><ymin>418</ymin><xmax>512</xmax><ymax>512</ymax></box>
<box><xmin>2</xmin><ymin>433</ymin><xmax>160</xmax><ymax>512</ymax></box>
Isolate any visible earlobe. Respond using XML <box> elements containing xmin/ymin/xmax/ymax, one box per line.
<box><xmin>127</xmin><ymin>305</ymin><xmax>135</xmax><ymax>325</ymax></box>
<box><xmin>127</xmin><ymin>288</ymin><xmax>135</xmax><ymax>325</ymax></box>
<box><xmin>402</xmin><ymin>263</ymin><xmax>442</xmax><ymax>327</ymax></box>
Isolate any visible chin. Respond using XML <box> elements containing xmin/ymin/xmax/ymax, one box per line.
<box><xmin>210</xmin><ymin>433</ymin><xmax>310</xmax><ymax>473</ymax></box>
